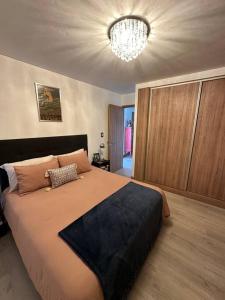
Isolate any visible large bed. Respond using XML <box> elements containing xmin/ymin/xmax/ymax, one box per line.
<box><xmin>0</xmin><ymin>135</ymin><xmax>170</xmax><ymax>300</ymax></box>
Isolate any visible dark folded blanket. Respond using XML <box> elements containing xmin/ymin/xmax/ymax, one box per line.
<box><xmin>59</xmin><ymin>182</ymin><xmax>163</xmax><ymax>300</ymax></box>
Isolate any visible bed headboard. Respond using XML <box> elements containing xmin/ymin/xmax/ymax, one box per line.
<box><xmin>0</xmin><ymin>134</ymin><xmax>88</xmax><ymax>166</ymax></box>
<box><xmin>0</xmin><ymin>134</ymin><xmax>88</xmax><ymax>194</ymax></box>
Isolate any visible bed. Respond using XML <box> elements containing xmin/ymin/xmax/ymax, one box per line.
<box><xmin>0</xmin><ymin>135</ymin><xmax>170</xmax><ymax>300</ymax></box>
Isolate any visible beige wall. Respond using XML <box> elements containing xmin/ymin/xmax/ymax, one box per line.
<box><xmin>0</xmin><ymin>54</ymin><xmax>121</xmax><ymax>159</ymax></box>
<box><xmin>121</xmin><ymin>93</ymin><xmax>135</xmax><ymax>106</ymax></box>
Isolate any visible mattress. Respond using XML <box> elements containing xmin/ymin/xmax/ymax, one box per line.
<box><xmin>4</xmin><ymin>167</ymin><xmax>170</xmax><ymax>300</ymax></box>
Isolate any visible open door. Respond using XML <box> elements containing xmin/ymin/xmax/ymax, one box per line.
<box><xmin>108</xmin><ymin>104</ymin><xmax>123</xmax><ymax>172</ymax></box>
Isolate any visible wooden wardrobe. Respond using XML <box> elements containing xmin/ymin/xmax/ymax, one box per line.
<box><xmin>134</xmin><ymin>78</ymin><xmax>225</xmax><ymax>208</ymax></box>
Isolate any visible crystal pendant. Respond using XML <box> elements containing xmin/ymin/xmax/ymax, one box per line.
<box><xmin>108</xmin><ymin>16</ymin><xmax>150</xmax><ymax>62</ymax></box>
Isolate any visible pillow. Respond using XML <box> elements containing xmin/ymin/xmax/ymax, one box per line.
<box><xmin>2</xmin><ymin>155</ymin><xmax>54</xmax><ymax>192</ymax></box>
<box><xmin>14</xmin><ymin>158</ymin><xmax>59</xmax><ymax>195</ymax></box>
<box><xmin>58</xmin><ymin>151</ymin><xmax>91</xmax><ymax>174</ymax></box>
<box><xmin>57</xmin><ymin>148</ymin><xmax>84</xmax><ymax>157</ymax></box>
<box><xmin>48</xmin><ymin>164</ymin><xmax>78</xmax><ymax>188</ymax></box>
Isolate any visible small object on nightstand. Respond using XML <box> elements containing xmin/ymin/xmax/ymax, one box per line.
<box><xmin>99</xmin><ymin>143</ymin><xmax>105</xmax><ymax>161</ymax></box>
<box><xmin>93</xmin><ymin>153</ymin><xmax>101</xmax><ymax>163</ymax></box>
<box><xmin>0</xmin><ymin>206</ymin><xmax>9</xmax><ymax>237</ymax></box>
<box><xmin>92</xmin><ymin>159</ymin><xmax>110</xmax><ymax>172</ymax></box>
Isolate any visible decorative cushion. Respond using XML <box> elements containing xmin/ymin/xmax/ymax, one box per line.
<box><xmin>48</xmin><ymin>164</ymin><xmax>78</xmax><ymax>188</ymax></box>
<box><xmin>2</xmin><ymin>155</ymin><xmax>54</xmax><ymax>192</ymax></box>
<box><xmin>14</xmin><ymin>158</ymin><xmax>59</xmax><ymax>195</ymax></box>
<box><xmin>58</xmin><ymin>151</ymin><xmax>91</xmax><ymax>174</ymax></box>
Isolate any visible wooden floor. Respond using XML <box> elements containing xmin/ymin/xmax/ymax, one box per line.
<box><xmin>129</xmin><ymin>192</ymin><xmax>225</xmax><ymax>300</ymax></box>
<box><xmin>115</xmin><ymin>167</ymin><xmax>132</xmax><ymax>177</ymax></box>
<box><xmin>0</xmin><ymin>192</ymin><xmax>225</xmax><ymax>300</ymax></box>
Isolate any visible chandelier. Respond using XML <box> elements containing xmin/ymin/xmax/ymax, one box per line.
<box><xmin>108</xmin><ymin>15</ymin><xmax>150</xmax><ymax>62</ymax></box>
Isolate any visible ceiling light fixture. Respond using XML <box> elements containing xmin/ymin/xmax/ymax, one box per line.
<box><xmin>108</xmin><ymin>15</ymin><xmax>150</xmax><ymax>62</ymax></box>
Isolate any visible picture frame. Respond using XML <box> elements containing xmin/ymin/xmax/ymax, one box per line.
<box><xmin>93</xmin><ymin>153</ymin><xmax>101</xmax><ymax>162</ymax></box>
<box><xmin>35</xmin><ymin>83</ymin><xmax>62</xmax><ymax>122</ymax></box>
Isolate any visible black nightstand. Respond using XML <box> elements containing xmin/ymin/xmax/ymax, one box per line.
<box><xmin>92</xmin><ymin>159</ymin><xmax>110</xmax><ymax>172</ymax></box>
<box><xmin>0</xmin><ymin>206</ymin><xmax>9</xmax><ymax>237</ymax></box>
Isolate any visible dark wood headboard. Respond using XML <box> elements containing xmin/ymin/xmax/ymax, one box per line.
<box><xmin>0</xmin><ymin>134</ymin><xmax>88</xmax><ymax>166</ymax></box>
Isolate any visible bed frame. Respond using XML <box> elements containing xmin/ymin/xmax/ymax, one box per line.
<box><xmin>0</xmin><ymin>134</ymin><xmax>88</xmax><ymax>191</ymax></box>
<box><xmin>0</xmin><ymin>134</ymin><xmax>88</xmax><ymax>165</ymax></box>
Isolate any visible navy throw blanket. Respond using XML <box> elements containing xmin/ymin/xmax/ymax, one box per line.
<box><xmin>59</xmin><ymin>182</ymin><xmax>163</xmax><ymax>300</ymax></box>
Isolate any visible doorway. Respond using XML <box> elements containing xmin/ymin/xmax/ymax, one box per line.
<box><xmin>122</xmin><ymin>105</ymin><xmax>135</xmax><ymax>176</ymax></box>
<box><xmin>108</xmin><ymin>104</ymin><xmax>135</xmax><ymax>177</ymax></box>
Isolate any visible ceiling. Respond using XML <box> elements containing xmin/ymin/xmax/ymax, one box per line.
<box><xmin>0</xmin><ymin>0</ymin><xmax>225</xmax><ymax>94</ymax></box>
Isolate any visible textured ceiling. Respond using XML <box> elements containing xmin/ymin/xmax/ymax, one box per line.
<box><xmin>0</xmin><ymin>0</ymin><xmax>225</xmax><ymax>94</ymax></box>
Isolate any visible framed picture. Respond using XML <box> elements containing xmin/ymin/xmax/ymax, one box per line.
<box><xmin>93</xmin><ymin>153</ymin><xmax>101</xmax><ymax>162</ymax></box>
<box><xmin>35</xmin><ymin>83</ymin><xmax>62</xmax><ymax>122</ymax></box>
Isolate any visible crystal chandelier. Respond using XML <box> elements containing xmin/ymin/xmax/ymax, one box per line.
<box><xmin>108</xmin><ymin>16</ymin><xmax>150</xmax><ymax>62</ymax></box>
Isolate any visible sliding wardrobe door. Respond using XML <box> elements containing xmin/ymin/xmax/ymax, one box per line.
<box><xmin>145</xmin><ymin>82</ymin><xmax>200</xmax><ymax>190</ymax></box>
<box><xmin>187</xmin><ymin>79</ymin><xmax>225</xmax><ymax>201</ymax></box>
<box><xmin>134</xmin><ymin>88</ymin><xmax>150</xmax><ymax>181</ymax></box>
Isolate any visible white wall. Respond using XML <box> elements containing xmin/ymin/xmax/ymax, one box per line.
<box><xmin>121</xmin><ymin>93</ymin><xmax>135</xmax><ymax>106</ymax></box>
<box><xmin>0</xmin><ymin>54</ymin><xmax>121</xmax><ymax>159</ymax></box>
<box><xmin>132</xmin><ymin>66</ymin><xmax>225</xmax><ymax>176</ymax></box>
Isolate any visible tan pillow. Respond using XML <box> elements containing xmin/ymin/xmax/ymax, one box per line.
<box><xmin>57</xmin><ymin>148</ymin><xmax>84</xmax><ymax>157</ymax></box>
<box><xmin>14</xmin><ymin>158</ymin><xmax>59</xmax><ymax>195</ymax></box>
<box><xmin>2</xmin><ymin>155</ymin><xmax>54</xmax><ymax>192</ymax></box>
<box><xmin>58</xmin><ymin>151</ymin><xmax>91</xmax><ymax>174</ymax></box>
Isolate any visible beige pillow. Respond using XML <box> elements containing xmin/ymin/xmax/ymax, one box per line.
<box><xmin>2</xmin><ymin>155</ymin><xmax>54</xmax><ymax>192</ymax></box>
<box><xmin>58</xmin><ymin>151</ymin><xmax>91</xmax><ymax>174</ymax></box>
<box><xmin>48</xmin><ymin>164</ymin><xmax>78</xmax><ymax>188</ymax></box>
<box><xmin>14</xmin><ymin>158</ymin><xmax>59</xmax><ymax>195</ymax></box>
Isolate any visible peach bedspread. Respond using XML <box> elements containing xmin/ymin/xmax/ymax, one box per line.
<box><xmin>4</xmin><ymin>167</ymin><xmax>170</xmax><ymax>300</ymax></box>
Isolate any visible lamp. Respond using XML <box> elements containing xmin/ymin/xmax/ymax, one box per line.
<box><xmin>108</xmin><ymin>15</ymin><xmax>150</xmax><ymax>62</ymax></box>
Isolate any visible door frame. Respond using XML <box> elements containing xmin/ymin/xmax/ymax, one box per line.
<box><xmin>108</xmin><ymin>104</ymin><xmax>135</xmax><ymax>172</ymax></box>
<box><xmin>122</xmin><ymin>105</ymin><xmax>135</xmax><ymax>109</ymax></box>
<box><xmin>108</xmin><ymin>104</ymin><xmax>124</xmax><ymax>172</ymax></box>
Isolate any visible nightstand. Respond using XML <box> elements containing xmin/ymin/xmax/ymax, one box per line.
<box><xmin>0</xmin><ymin>206</ymin><xmax>9</xmax><ymax>237</ymax></box>
<box><xmin>92</xmin><ymin>159</ymin><xmax>110</xmax><ymax>172</ymax></box>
